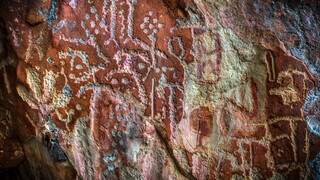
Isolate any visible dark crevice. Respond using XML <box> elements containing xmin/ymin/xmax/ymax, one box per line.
<box><xmin>154</xmin><ymin>125</ymin><xmax>196</xmax><ymax>180</ymax></box>
<box><xmin>43</xmin><ymin>133</ymin><xmax>68</xmax><ymax>162</ymax></box>
<box><xmin>0</xmin><ymin>160</ymin><xmax>35</xmax><ymax>180</ymax></box>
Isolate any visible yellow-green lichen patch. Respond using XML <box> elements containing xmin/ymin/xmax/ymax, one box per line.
<box><xmin>43</xmin><ymin>70</ymin><xmax>57</xmax><ymax>99</ymax></box>
<box><xmin>26</xmin><ymin>68</ymin><xmax>42</xmax><ymax>102</ymax></box>
<box><xmin>52</xmin><ymin>84</ymin><xmax>72</xmax><ymax>108</ymax></box>
<box><xmin>16</xmin><ymin>85</ymin><xmax>38</xmax><ymax>109</ymax></box>
<box><xmin>215</xmin><ymin>26</ymin><xmax>256</xmax><ymax>93</ymax></box>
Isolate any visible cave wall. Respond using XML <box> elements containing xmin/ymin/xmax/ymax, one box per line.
<box><xmin>0</xmin><ymin>0</ymin><xmax>319</xmax><ymax>179</ymax></box>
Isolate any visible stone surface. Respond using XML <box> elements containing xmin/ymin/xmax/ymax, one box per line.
<box><xmin>0</xmin><ymin>18</ymin><xmax>24</xmax><ymax>170</ymax></box>
<box><xmin>0</xmin><ymin>0</ymin><xmax>319</xmax><ymax>179</ymax></box>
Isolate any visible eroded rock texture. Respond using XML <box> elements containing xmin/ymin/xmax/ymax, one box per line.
<box><xmin>0</xmin><ymin>0</ymin><xmax>320</xmax><ymax>179</ymax></box>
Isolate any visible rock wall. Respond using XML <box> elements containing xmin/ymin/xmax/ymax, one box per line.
<box><xmin>0</xmin><ymin>0</ymin><xmax>319</xmax><ymax>179</ymax></box>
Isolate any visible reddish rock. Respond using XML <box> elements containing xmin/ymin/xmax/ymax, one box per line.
<box><xmin>0</xmin><ymin>0</ymin><xmax>319</xmax><ymax>179</ymax></box>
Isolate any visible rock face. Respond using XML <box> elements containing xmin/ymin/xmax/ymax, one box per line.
<box><xmin>0</xmin><ymin>0</ymin><xmax>319</xmax><ymax>179</ymax></box>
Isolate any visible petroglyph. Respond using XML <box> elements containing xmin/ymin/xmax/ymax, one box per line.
<box><xmin>4</xmin><ymin>0</ymin><xmax>318</xmax><ymax>179</ymax></box>
<box><xmin>270</xmin><ymin>69</ymin><xmax>310</xmax><ymax>106</ymax></box>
